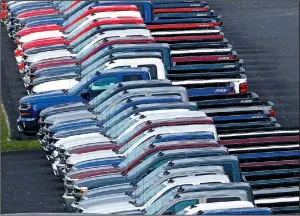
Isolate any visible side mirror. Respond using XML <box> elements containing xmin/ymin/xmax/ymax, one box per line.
<box><xmin>80</xmin><ymin>89</ymin><xmax>89</xmax><ymax>98</ymax></box>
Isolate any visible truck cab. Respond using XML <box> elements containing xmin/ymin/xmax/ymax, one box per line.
<box><xmin>17</xmin><ymin>68</ymin><xmax>152</xmax><ymax>132</ymax></box>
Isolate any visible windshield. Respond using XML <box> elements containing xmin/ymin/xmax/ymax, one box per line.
<box><xmin>102</xmin><ymin>107</ymin><xmax>134</xmax><ymax>129</ymax></box>
<box><xmin>63</xmin><ymin>5</ymin><xmax>91</xmax><ymax>33</ymax></box>
<box><xmin>105</xmin><ymin>117</ymin><xmax>138</xmax><ymax>140</ymax></box>
<box><xmin>58</xmin><ymin>1</ymin><xmax>75</xmax><ymax>12</ymax></box>
<box><xmin>80</xmin><ymin>54</ymin><xmax>110</xmax><ymax>76</ymax></box>
<box><xmin>145</xmin><ymin>190</ymin><xmax>176</xmax><ymax>215</ymax></box>
<box><xmin>71</xmin><ymin>27</ymin><xmax>99</xmax><ymax>53</ymax></box>
<box><xmin>136</xmin><ymin>165</ymin><xmax>165</xmax><ymax>189</ymax></box>
<box><xmin>116</xmin><ymin>128</ymin><xmax>149</xmax><ymax>152</ymax></box>
<box><xmin>136</xmin><ymin>184</ymin><xmax>165</xmax><ymax>207</ymax></box>
<box><xmin>88</xmin><ymin>85</ymin><xmax>117</xmax><ymax>108</ymax></box>
<box><xmin>63</xmin><ymin>1</ymin><xmax>88</xmax><ymax>17</ymax></box>
<box><xmin>81</xmin><ymin>45</ymin><xmax>111</xmax><ymax>69</ymax></box>
<box><xmin>118</xmin><ymin>137</ymin><xmax>153</xmax><ymax>170</ymax></box>
<box><xmin>92</xmin><ymin>92</ymin><xmax>122</xmax><ymax>114</ymax></box>
<box><xmin>68</xmin><ymin>72</ymin><xmax>95</xmax><ymax>94</ymax></box>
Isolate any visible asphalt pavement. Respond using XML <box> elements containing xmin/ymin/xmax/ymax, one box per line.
<box><xmin>1</xmin><ymin>151</ymin><xmax>65</xmax><ymax>214</ymax></box>
<box><xmin>208</xmin><ymin>0</ymin><xmax>299</xmax><ymax>127</ymax></box>
<box><xmin>0</xmin><ymin>0</ymin><xmax>299</xmax><ymax>214</ymax></box>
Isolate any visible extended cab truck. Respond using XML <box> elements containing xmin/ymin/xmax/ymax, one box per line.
<box><xmin>29</xmin><ymin>52</ymin><xmax>165</xmax><ymax>93</ymax></box>
<box><xmin>17</xmin><ymin>68</ymin><xmax>155</xmax><ymax>132</ymax></box>
<box><xmin>75</xmin><ymin>174</ymin><xmax>230</xmax><ymax>214</ymax></box>
<box><xmin>39</xmin><ymin>101</ymin><xmax>198</xmax><ymax>147</ymax></box>
<box><xmin>37</xmin><ymin>79</ymin><xmax>173</xmax><ymax>131</ymax></box>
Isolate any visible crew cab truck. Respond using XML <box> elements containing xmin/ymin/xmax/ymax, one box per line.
<box><xmin>30</xmin><ymin>52</ymin><xmax>166</xmax><ymax>93</ymax></box>
<box><xmin>63</xmin><ymin>131</ymin><xmax>218</xmax><ymax>183</ymax></box>
<box><xmin>82</xmin><ymin>166</ymin><xmax>225</xmax><ymax>203</ymax></box>
<box><xmin>80</xmin><ymin>182</ymin><xmax>252</xmax><ymax>214</ymax></box>
<box><xmin>39</xmin><ymin>101</ymin><xmax>198</xmax><ymax>148</ymax></box>
<box><xmin>17</xmin><ymin>68</ymin><xmax>154</xmax><ymax>132</ymax></box>
<box><xmin>66</xmin><ymin>147</ymin><xmax>228</xmax><ymax>210</ymax></box>
<box><xmin>52</xmin><ymin>115</ymin><xmax>214</xmax><ymax>174</ymax></box>
<box><xmin>75</xmin><ymin>174</ymin><xmax>230</xmax><ymax>214</ymax></box>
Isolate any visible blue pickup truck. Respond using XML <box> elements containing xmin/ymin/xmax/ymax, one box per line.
<box><xmin>17</xmin><ymin>68</ymin><xmax>152</xmax><ymax>132</ymax></box>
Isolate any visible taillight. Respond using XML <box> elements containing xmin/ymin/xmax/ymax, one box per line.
<box><xmin>239</xmin><ymin>82</ymin><xmax>248</xmax><ymax>93</ymax></box>
<box><xmin>1</xmin><ymin>9</ymin><xmax>7</xmax><ymax>20</ymax></box>
<box><xmin>18</xmin><ymin>62</ymin><xmax>25</xmax><ymax>70</ymax></box>
<box><xmin>1</xmin><ymin>2</ymin><xmax>7</xmax><ymax>8</ymax></box>
<box><xmin>269</xmin><ymin>109</ymin><xmax>275</xmax><ymax>117</ymax></box>
<box><xmin>14</xmin><ymin>49</ymin><xmax>23</xmax><ymax>56</ymax></box>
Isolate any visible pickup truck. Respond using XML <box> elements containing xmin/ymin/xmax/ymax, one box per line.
<box><xmin>80</xmin><ymin>182</ymin><xmax>251</xmax><ymax>214</ymax></box>
<box><xmin>64</xmin><ymin>154</ymin><xmax>240</xmax><ymax>208</ymax></box>
<box><xmin>55</xmin><ymin>123</ymin><xmax>218</xmax><ymax>176</ymax></box>
<box><xmin>42</xmin><ymin>97</ymin><xmax>191</xmax><ymax>147</ymax></box>
<box><xmin>41</xmin><ymin>86</ymin><xmax>189</xmax><ymax>129</ymax></box>
<box><xmin>64</xmin><ymin>132</ymin><xmax>218</xmax><ymax>181</ymax></box>
<box><xmin>39</xmin><ymin>101</ymin><xmax>199</xmax><ymax>147</ymax></box>
<box><xmin>10</xmin><ymin>0</ymin><xmax>218</xmax><ymax>42</ymax></box>
<box><xmin>87</xmin><ymin>166</ymin><xmax>225</xmax><ymax>201</ymax></box>
<box><xmin>49</xmin><ymin>111</ymin><xmax>211</xmax><ymax>164</ymax></box>
<box><xmin>68</xmin><ymin>147</ymin><xmax>228</xmax><ymax>208</ymax></box>
<box><xmin>37</xmin><ymin>79</ymin><xmax>172</xmax><ymax>129</ymax></box>
<box><xmin>52</xmin><ymin>116</ymin><xmax>215</xmax><ymax>172</ymax></box>
<box><xmin>30</xmin><ymin>52</ymin><xmax>166</xmax><ymax>93</ymax></box>
<box><xmin>144</xmin><ymin>182</ymin><xmax>253</xmax><ymax>215</ymax></box>
<box><xmin>17</xmin><ymin>68</ymin><xmax>156</xmax><ymax>132</ymax></box>
<box><xmin>74</xmin><ymin>174</ymin><xmax>230</xmax><ymax>214</ymax></box>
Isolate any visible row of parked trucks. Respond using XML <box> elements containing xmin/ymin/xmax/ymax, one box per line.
<box><xmin>1</xmin><ymin>0</ymin><xmax>299</xmax><ymax>215</ymax></box>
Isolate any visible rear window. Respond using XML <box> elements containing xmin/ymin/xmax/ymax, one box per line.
<box><xmin>122</xmin><ymin>74</ymin><xmax>143</xmax><ymax>82</ymax></box>
<box><xmin>139</xmin><ymin>64</ymin><xmax>158</xmax><ymax>79</ymax></box>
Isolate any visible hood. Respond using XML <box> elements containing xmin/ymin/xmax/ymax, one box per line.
<box><xmin>66</xmin><ymin>166</ymin><xmax>119</xmax><ymax>180</ymax></box>
<box><xmin>32</xmin><ymin>79</ymin><xmax>78</xmax><ymax>93</ymax></box>
<box><xmin>26</xmin><ymin>49</ymin><xmax>73</xmax><ymax>63</ymax></box>
<box><xmin>82</xmin><ymin>201</ymin><xmax>141</xmax><ymax>214</ymax></box>
<box><xmin>60</xmin><ymin>135</ymin><xmax>109</xmax><ymax>150</ymax></box>
<box><xmin>19</xmin><ymin>90</ymin><xmax>68</xmax><ymax>105</ymax></box>
<box><xmin>66</xmin><ymin>150</ymin><xmax>117</xmax><ymax>166</ymax></box>
<box><xmin>44</xmin><ymin>110</ymin><xmax>93</xmax><ymax>124</ymax></box>
<box><xmin>39</xmin><ymin>101</ymin><xmax>85</xmax><ymax>117</ymax></box>
<box><xmin>55</xmin><ymin>133</ymin><xmax>109</xmax><ymax>149</ymax></box>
